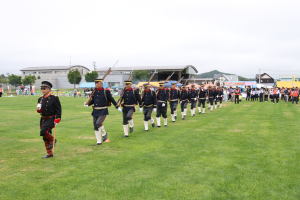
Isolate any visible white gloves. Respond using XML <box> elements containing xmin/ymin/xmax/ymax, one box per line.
<box><xmin>194</xmin><ymin>98</ymin><xmax>197</xmax><ymax>101</ymax></box>
<box><xmin>37</xmin><ymin>103</ymin><xmax>42</xmax><ymax>109</ymax></box>
<box><xmin>180</xmin><ymin>101</ymin><xmax>182</xmax><ymax>104</ymax></box>
<box><xmin>84</xmin><ymin>103</ymin><xmax>88</xmax><ymax>107</ymax></box>
<box><xmin>117</xmin><ymin>107</ymin><xmax>122</xmax><ymax>112</ymax></box>
<box><xmin>154</xmin><ymin>108</ymin><xmax>157</xmax><ymax>112</ymax></box>
<box><xmin>162</xmin><ymin>103</ymin><xmax>165</xmax><ymax>107</ymax></box>
<box><xmin>139</xmin><ymin>108</ymin><xmax>143</xmax><ymax>112</ymax></box>
<box><xmin>189</xmin><ymin>103</ymin><xmax>191</xmax><ymax>105</ymax></box>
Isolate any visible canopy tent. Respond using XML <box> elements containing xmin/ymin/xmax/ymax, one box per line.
<box><xmin>79</xmin><ymin>82</ymin><xmax>108</xmax><ymax>88</ymax></box>
<box><xmin>204</xmin><ymin>83</ymin><xmax>216</xmax><ymax>88</ymax></box>
<box><xmin>137</xmin><ymin>82</ymin><xmax>160</xmax><ymax>87</ymax></box>
<box><xmin>186</xmin><ymin>83</ymin><xmax>201</xmax><ymax>88</ymax></box>
<box><xmin>164</xmin><ymin>80</ymin><xmax>183</xmax><ymax>87</ymax></box>
<box><xmin>111</xmin><ymin>85</ymin><xmax>123</xmax><ymax>89</ymax></box>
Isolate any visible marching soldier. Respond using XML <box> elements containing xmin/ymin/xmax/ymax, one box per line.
<box><xmin>36</xmin><ymin>81</ymin><xmax>61</xmax><ymax>159</ymax></box>
<box><xmin>84</xmin><ymin>78</ymin><xmax>120</xmax><ymax>145</ymax></box>
<box><xmin>189</xmin><ymin>84</ymin><xmax>197</xmax><ymax>117</ymax></box>
<box><xmin>156</xmin><ymin>82</ymin><xmax>169</xmax><ymax>127</ymax></box>
<box><xmin>169</xmin><ymin>82</ymin><xmax>180</xmax><ymax>122</ymax></box>
<box><xmin>141</xmin><ymin>83</ymin><xmax>156</xmax><ymax>131</ymax></box>
<box><xmin>213</xmin><ymin>86</ymin><xmax>218</xmax><ymax>109</ymax></box>
<box><xmin>218</xmin><ymin>87</ymin><xmax>224</xmax><ymax>108</ymax></box>
<box><xmin>208</xmin><ymin>86</ymin><xmax>214</xmax><ymax>111</ymax></box>
<box><xmin>118</xmin><ymin>80</ymin><xmax>143</xmax><ymax>137</ymax></box>
<box><xmin>179</xmin><ymin>84</ymin><xmax>190</xmax><ymax>119</ymax></box>
<box><xmin>197</xmin><ymin>84</ymin><xmax>206</xmax><ymax>114</ymax></box>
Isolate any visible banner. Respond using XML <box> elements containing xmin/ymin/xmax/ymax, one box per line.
<box><xmin>225</xmin><ymin>82</ymin><xmax>256</xmax><ymax>87</ymax></box>
<box><xmin>32</xmin><ymin>86</ymin><xmax>35</xmax><ymax>94</ymax></box>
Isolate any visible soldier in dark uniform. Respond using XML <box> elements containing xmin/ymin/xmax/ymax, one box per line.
<box><xmin>141</xmin><ymin>83</ymin><xmax>156</xmax><ymax>131</ymax></box>
<box><xmin>207</xmin><ymin>86</ymin><xmax>214</xmax><ymax>112</ymax></box>
<box><xmin>218</xmin><ymin>87</ymin><xmax>224</xmax><ymax>108</ymax></box>
<box><xmin>213</xmin><ymin>86</ymin><xmax>218</xmax><ymax>109</ymax></box>
<box><xmin>156</xmin><ymin>82</ymin><xmax>169</xmax><ymax>127</ymax></box>
<box><xmin>197</xmin><ymin>84</ymin><xmax>206</xmax><ymax>114</ymax></box>
<box><xmin>84</xmin><ymin>78</ymin><xmax>120</xmax><ymax>145</ymax></box>
<box><xmin>189</xmin><ymin>84</ymin><xmax>198</xmax><ymax>117</ymax></box>
<box><xmin>118</xmin><ymin>80</ymin><xmax>143</xmax><ymax>137</ymax></box>
<box><xmin>179</xmin><ymin>85</ymin><xmax>190</xmax><ymax>119</ymax></box>
<box><xmin>169</xmin><ymin>82</ymin><xmax>180</xmax><ymax>122</ymax></box>
<box><xmin>36</xmin><ymin>81</ymin><xmax>61</xmax><ymax>159</ymax></box>
<box><xmin>246</xmin><ymin>86</ymin><xmax>251</xmax><ymax>101</ymax></box>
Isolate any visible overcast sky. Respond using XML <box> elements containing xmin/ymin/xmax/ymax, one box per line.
<box><xmin>1</xmin><ymin>0</ymin><xmax>300</xmax><ymax>79</ymax></box>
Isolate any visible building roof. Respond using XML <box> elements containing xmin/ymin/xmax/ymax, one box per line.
<box><xmin>256</xmin><ymin>73</ymin><xmax>273</xmax><ymax>79</ymax></box>
<box><xmin>279</xmin><ymin>75</ymin><xmax>300</xmax><ymax>79</ymax></box>
<box><xmin>213</xmin><ymin>74</ymin><xmax>222</xmax><ymax>79</ymax></box>
<box><xmin>97</xmin><ymin>65</ymin><xmax>198</xmax><ymax>73</ymax></box>
<box><xmin>20</xmin><ymin>65</ymin><xmax>90</xmax><ymax>71</ymax></box>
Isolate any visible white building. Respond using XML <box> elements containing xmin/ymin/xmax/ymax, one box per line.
<box><xmin>20</xmin><ymin>65</ymin><xmax>90</xmax><ymax>88</ymax></box>
<box><xmin>213</xmin><ymin>74</ymin><xmax>239</xmax><ymax>86</ymax></box>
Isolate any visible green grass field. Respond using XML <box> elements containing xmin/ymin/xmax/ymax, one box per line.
<box><xmin>1</xmin><ymin>96</ymin><xmax>300</xmax><ymax>199</ymax></box>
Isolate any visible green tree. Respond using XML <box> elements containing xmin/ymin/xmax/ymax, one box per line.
<box><xmin>67</xmin><ymin>69</ymin><xmax>82</xmax><ymax>85</ymax></box>
<box><xmin>0</xmin><ymin>74</ymin><xmax>5</xmax><ymax>78</ymax></box>
<box><xmin>22</xmin><ymin>75</ymin><xmax>36</xmax><ymax>86</ymax></box>
<box><xmin>131</xmin><ymin>70</ymin><xmax>150</xmax><ymax>84</ymax></box>
<box><xmin>37</xmin><ymin>75</ymin><xmax>41</xmax><ymax>79</ymax></box>
<box><xmin>85</xmin><ymin>71</ymin><xmax>99</xmax><ymax>82</ymax></box>
<box><xmin>8</xmin><ymin>74</ymin><xmax>22</xmax><ymax>87</ymax></box>
<box><xmin>0</xmin><ymin>77</ymin><xmax>8</xmax><ymax>84</ymax></box>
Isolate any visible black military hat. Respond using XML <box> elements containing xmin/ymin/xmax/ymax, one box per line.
<box><xmin>143</xmin><ymin>83</ymin><xmax>149</xmax><ymax>87</ymax></box>
<box><xmin>182</xmin><ymin>84</ymin><xmax>186</xmax><ymax>88</ymax></box>
<box><xmin>159</xmin><ymin>82</ymin><xmax>164</xmax><ymax>86</ymax></box>
<box><xmin>201</xmin><ymin>84</ymin><xmax>204</xmax><ymax>87</ymax></box>
<box><xmin>94</xmin><ymin>78</ymin><xmax>103</xmax><ymax>82</ymax></box>
<box><xmin>125</xmin><ymin>80</ymin><xmax>132</xmax><ymax>84</ymax></box>
<box><xmin>41</xmin><ymin>81</ymin><xmax>52</xmax><ymax>88</ymax></box>
<box><xmin>171</xmin><ymin>82</ymin><xmax>176</xmax><ymax>85</ymax></box>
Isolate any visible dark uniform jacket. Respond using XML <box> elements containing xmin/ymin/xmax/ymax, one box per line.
<box><xmin>218</xmin><ymin>90</ymin><xmax>224</xmax><ymax>97</ymax></box>
<box><xmin>118</xmin><ymin>88</ymin><xmax>142</xmax><ymax>112</ymax></box>
<box><xmin>89</xmin><ymin>88</ymin><xmax>118</xmax><ymax>116</ymax></box>
<box><xmin>213</xmin><ymin>89</ymin><xmax>218</xmax><ymax>99</ymax></box>
<box><xmin>142</xmin><ymin>90</ymin><xmax>157</xmax><ymax>108</ymax></box>
<box><xmin>208</xmin><ymin>89</ymin><xmax>214</xmax><ymax>98</ymax></box>
<box><xmin>169</xmin><ymin>89</ymin><xmax>180</xmax><ymax>102</ymax></box>
<box><xmin>38</xmin><ymin>94</ymin><xmax>62</xmax><ymax>119</ymax></box>
<box><xmin>180</xmin><ymin>90</ymin><xmax>190</xmax><ymax>101</ymax></box>
<box><xmin>198</xmin><ymin>89</ymin><xmax>206</xmax><ymax>99</ymax></box>
<box><xmin>189</xmin><ymin>89</ymin><xmax>198</xmax><ymax>100</ymax></box>
<box><xmin>156</xmin><ymin>88</ymin><xmax>169</xmax><ymax>107</ymax></box>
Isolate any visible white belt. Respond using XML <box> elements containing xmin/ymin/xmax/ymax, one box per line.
<box><xmin>94</xmin><ymin>106</ymin><xmax>107</xmax><ymax>110</ymax></box>
<box><xmin>144</xmin><ymin>104</ymin><xmax>153</xmax><ymax>107</ymax></box>
<box><xmin>158</xmin><ymin>100</ymin><xmax>165</xmax><ymax>103</ymax></box>
<box><xmin>170</xmin><ymin>99</ymin><xmax>178</xmax><ymax>101</ymax></box>
<box><xmin>124</xmin><ymin>104</ymin><xmax>135</xmax><ymax>107</ymax></box>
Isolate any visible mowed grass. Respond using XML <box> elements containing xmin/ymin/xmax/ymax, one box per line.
<box><xmin>0</xmin><ymin>96</ymin><xmax>300</xmax><ymax>199</ymax></box>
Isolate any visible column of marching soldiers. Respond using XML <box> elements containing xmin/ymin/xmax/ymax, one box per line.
<box><xmin>36</xmin><ymin>72</ymin><xmax>225</xmax><ymax>159</ymax></box>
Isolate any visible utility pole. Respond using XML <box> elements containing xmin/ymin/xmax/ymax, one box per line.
<box><xmin>69</xmin><ymin>56</ymin><xmax>75</xmax><ymax>90</ymax></box>
<box><xmin>93</xmin><ymin>62</ymin><xmax>97</xmax><ymax>71</ymax></box>
<box><xmin>259</xmin><ymin>68</ymin><xmax>261</xmax><ymax>84</ymax></box>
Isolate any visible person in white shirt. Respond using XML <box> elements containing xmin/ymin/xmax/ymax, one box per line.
<box><xmin>251</xmin><ymin>89</ymin><xmax>255</xmax><ymax>101</ymax></box>
<box><xmin>259</xmin><ymin>88</ymin><xmax>264</xmax><ymax>102</ymax></box>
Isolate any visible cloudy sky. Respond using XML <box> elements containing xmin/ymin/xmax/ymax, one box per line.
<box><xmin>1</xmin><ymin>0</ymin><xmax>300</xmax><ymax>79</ymax></box>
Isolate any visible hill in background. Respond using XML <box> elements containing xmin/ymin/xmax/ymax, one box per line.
<box><xmin>196</xmin><ymin>70</ymin><xmax>255</xmax><ymax>81</ymax></box>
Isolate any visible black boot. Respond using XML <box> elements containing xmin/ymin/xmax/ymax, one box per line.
<box><xmin>93</xmin><ymin>143</ymin><xmax>102</xmax><ymax>146</ymax></box>
<box><xmin>42</xmin><ymin>155</ymin><xmax>53</xmax><ymax>159</ymax></box>
<box><xmin>102</xmin><ymin>133</ymin><xmax>107</xmax><ymax>142</ymax></box>
<box><xmin>129</xmin><ymin>127</ymin><xmax>133</xmax><ymax>133</ymax></box>
<box><xmin>152</xmin><ymin>123</ymin><xmax>155</xmax><ymax>127</ymax></box>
